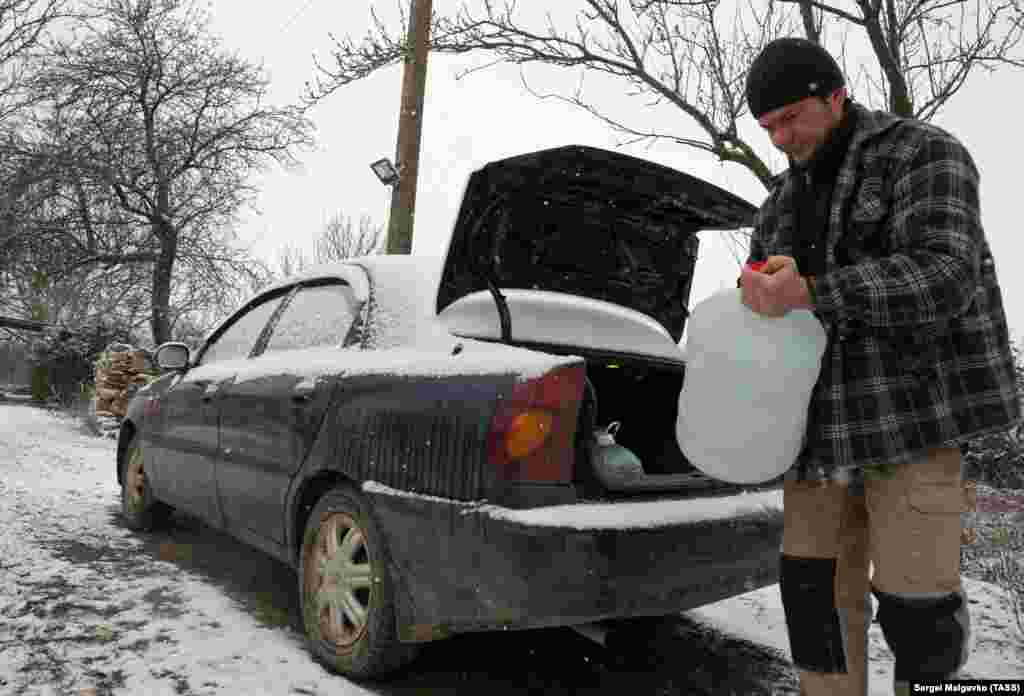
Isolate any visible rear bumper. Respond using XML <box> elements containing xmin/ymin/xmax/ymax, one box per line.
<box><xmin>362</xmin><ymin>482</ymin><xmax>784</xmax><ymax>642</ymax></box>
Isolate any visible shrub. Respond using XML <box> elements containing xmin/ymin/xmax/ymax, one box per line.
<box><xmin>963</xmin><ymin>340</ymin><xmax>1024</xmax><ymax>489</ymax></box>
<box><xmin>27</xmin><ymin>322</ymin><xmax>135</xmax><ymax>406</ymax></box>
<box><xmin>963</xmin><ymin>430</ymin><xmax>1024</xmax><ymax>489</ymax></box>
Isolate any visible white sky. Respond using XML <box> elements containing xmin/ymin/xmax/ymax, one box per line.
<box><xmin>206</xmin><ymin>1</ymin><xmax>1022</xmax><ymax>343</ymax></box>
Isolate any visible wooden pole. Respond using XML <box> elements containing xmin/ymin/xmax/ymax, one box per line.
<box><xmin>386</xmin><ymin>0</ymin><xmax>432</xmax><ymax>255</ymax></box>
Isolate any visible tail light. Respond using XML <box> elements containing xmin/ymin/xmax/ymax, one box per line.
<box><xmin>487</xmin><ymin>364</ymin><xmax>585</xmax><ymax>483</ymax></box>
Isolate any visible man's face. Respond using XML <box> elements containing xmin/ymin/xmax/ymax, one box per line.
<box><xmin>758</xmin><ymin>89</ymin><xmax>846</xmax><ymax>164</ymax></box>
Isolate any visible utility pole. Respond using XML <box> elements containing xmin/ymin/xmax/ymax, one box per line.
<box><xmin>386</xmin><ymin>0</ymin><xmax>432</xmax><ymax>255</ymax></box>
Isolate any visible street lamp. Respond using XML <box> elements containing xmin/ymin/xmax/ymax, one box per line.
<box><xmin>370</xmin><ymin>158</ymin><xmax>400</xmax><ymax>186</ymax></box>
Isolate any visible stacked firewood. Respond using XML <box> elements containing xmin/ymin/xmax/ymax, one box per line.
<box><xmin>94</xmin><ymin>344</ymin><xmax>152</xmax><ymax>418</ymax></box>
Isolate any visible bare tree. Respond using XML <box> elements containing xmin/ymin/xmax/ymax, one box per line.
<box><xmin>0</xmin><ymin>0</ymin><xmax>67</xmax><ymax>122</ymax></box>
<box><xmin>0</xmin><ymin>0</ymin><xmax>71</xmax><ymax>260</ymax></box>
<box><xmin>0</xmin><ymin>111</ymin><xmax>276</xmax><ymax>345</ymax></box>
<box><xmin>315</xmin><ymin>212</ymin><xmax>385</xmax><ymax>262</ymax></box>
<box><xmin>0</xmin><ymin>158</ymin><xmax>160</xmax><ymax>342</ymax></box>
<box><xmin>0</xmin><ymin>259</ymin><xmax>153</xmax><ymax>335</ymax></box>
<box><xmin>276</xmin><ymin>243</ymin><xmax>311</xmax><ymax>280</ymax></box>
<box><xmin>309</xmin><ymin>0</ymin><xmax>1024</xmax><ymax>190</ymax></box>
<box><xmin>30</xmin><ymin>0</ymin><xmax>313</xmax><ymax>344</ymax></box>
<box><xmin>275</xmin><ymin>212</ymin><xmax>384</xmax><ymax>280</ymax></box>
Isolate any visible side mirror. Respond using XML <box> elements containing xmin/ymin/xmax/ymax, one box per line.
<box><xmin>155</xmin><ymin>342</ymin><xmax>190</xmax><ymax>372</ymax></box>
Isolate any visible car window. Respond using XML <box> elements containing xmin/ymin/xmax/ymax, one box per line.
<box><xmin>201</xmin><ymin>295</ymin><xmax>285</xmax><ymax>365</ymax></box>
<box><xmin>263</xmin><ymin>282</ymin><xmax>360</xmax><ymax>353</ymax></box>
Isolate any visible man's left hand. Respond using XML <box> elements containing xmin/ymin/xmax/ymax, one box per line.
<box><xmin>740</xmin><ymin>255</ymin><xmax>814</xmax><ymax>317</ymax></box>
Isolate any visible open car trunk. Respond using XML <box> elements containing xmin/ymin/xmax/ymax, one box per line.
<box><xmin>437</xmin><ymin>289</ymin><xmax>757</xmax><ymax>498</ymax></box>
<box><xmin>436</xmin><ymin>145</ymin><xmax>760</xmax><ymax>499</ymax></box>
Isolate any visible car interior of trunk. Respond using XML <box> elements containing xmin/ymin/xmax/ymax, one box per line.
<box><xmin>583</xmin><ymin>359</ymin><xmax>690</xmax><ymax>476</ymax></box>
<box><xmin>567</xmin><ymin>353</ymin><xmax>742</xmax><ymax>498</ymax></box>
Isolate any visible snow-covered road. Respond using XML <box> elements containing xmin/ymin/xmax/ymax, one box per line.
<box><xmin>0</xmin><ymin>405</ymin><xmax>377</xmax><ymax>696</ymax></box>
<box><xmin>0</xmin><ymin>404</ymin><xmax>1020</xmax><ymax>695</ymax></box>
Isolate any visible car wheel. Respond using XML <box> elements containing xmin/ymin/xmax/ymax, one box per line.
<box><xmin>120</xmin><ymin>435</ymin><xmax>172</xmax><ymax>531</ymax></box>
<box><xmin>298</xmin><ymin>485</ymin><xmax>418</xmax><ymax>679</ymax></box>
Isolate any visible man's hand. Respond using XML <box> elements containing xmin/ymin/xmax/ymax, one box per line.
<box><xmin>740</xmin><ymin>255</ymin><xmax>814</xmax><ymax>317</ymax></box>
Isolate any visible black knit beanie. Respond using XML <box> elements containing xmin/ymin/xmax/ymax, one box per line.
<box><xmin>746</xmin><ymin>38</ymin><xmax>845</xmax><ymax>119</ymax></box>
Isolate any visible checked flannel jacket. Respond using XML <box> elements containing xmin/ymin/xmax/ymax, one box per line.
<box><xmin>747</xmin><ymin>103</ymin><xmax>1022</xmax><ymax>480</ymax></box>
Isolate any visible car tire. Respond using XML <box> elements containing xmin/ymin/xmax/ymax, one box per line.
<box><xmin>119</xmin><ymin>435</ymin><xmax>172</xmax><ymax>531</ymax></box>
<box><xmin>298</xmin><ymin>485</ymin><xmax>418</xmax><ymax>679</ymax></box>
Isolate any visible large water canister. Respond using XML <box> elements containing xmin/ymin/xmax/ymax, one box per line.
<box><xmin>675</xmin><ymin>276</ymin><xmax>828</xmax><ymax>484</ymax></box>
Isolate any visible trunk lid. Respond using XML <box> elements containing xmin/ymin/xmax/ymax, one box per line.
<box><xmin>436</xmin><ymin>145</ymin><xmax>757</xmax><ymax>342</ymax></box>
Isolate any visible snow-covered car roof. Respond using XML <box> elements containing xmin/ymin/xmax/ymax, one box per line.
<box><xmin>199</xmin><ymin>255</ymin><xmax>448</xmax><ymax>352</ymax></box>
<box><xmin>251</xmin><ymin>259</ymin><xmax>374</xmax><ymax>303</ymax></box>
<box><xmin>184</xmin><ymin>254</ymin><xmax>578</xmax><ymax>383</ymax></box>
<box><xmin>351</xmin><ymin>255</ymin><xmax>449</xmax><ymax>350</ymax></box>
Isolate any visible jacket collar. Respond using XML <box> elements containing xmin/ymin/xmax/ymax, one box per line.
<box><xmin>820</xmin><ymin>103</ymin><xmax>905</xmax><ymax>256</ymax></box>
<box><xmin>775</xmin><ymin>102</ymin><xmax>902</xmax><ymax>191</ymax></box>
<box><xmin>842</xmin><ymin>102</ymin><xmax>903</xmax><ymax>157</ymax></box>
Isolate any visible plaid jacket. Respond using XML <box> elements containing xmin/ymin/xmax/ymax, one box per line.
<box><xmin>748</xmin><ymin>103</ymin><xmax>1021</xmax><ymax>479</ymax></box>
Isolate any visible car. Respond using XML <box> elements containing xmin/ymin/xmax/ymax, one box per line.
<box><xmin>117</xmin><ymin>144</ymin><xmax>785</xmax><ymax>680</ymax></box>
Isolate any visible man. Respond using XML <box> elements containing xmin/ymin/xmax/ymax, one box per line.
<box><xmin>740</xmin><ymin>38</ymin><xmax>1021</xmax><ymax>695</ymax></box>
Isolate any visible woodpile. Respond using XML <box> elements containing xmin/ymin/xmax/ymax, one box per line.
<box><xmin>94</xmin><ymin>344</ymin><xmax>152</xmax><ymax>418</ymax></box>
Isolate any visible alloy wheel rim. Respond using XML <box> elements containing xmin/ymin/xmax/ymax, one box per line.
<box><xmin>306</xmin><ymin>512</ymin><xmax>373</xmax><ymax>649</ymax></box>
<box><xmin>125</xmin><ymin>448</ymin><xmax>146</xmax><ymax>510</ymax></box>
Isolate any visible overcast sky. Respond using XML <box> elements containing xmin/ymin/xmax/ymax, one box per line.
<box><xmin>206</xmin><ymin>1</ymin><xmax>1022</xmax><ymax>342</ymax></box>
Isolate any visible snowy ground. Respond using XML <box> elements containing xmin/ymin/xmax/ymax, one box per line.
<box><xmin>0</xmin><ymin>404</ymin><xmax>1021</xmax><ymax>696</ymax></box>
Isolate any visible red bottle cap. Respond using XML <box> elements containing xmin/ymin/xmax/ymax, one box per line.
<box><xmin>746</xmin><ymin>260</ymin><xmax>767</xmax><ymax>273</ymax></box>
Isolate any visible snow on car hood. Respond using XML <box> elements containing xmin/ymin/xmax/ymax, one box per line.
<box><xmin>436</xmin><ymin>145</ymin><xmax>757</xmax><ymax>342</ymax></box>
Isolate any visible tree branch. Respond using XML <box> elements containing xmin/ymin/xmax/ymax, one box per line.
<box><xmin>776</xmin><ymin>0</ymin><xmax>865</xmax><ymax>25</ymax></box>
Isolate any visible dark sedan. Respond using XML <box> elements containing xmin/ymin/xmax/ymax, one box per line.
<box><xmin>117</xmin><ymin>145</ymin><xmax>783</xmax><ymax>680</ymax></box>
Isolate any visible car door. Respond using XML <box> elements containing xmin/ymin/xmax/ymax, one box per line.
<box><xmin>216</xmin><ymin>278</ymin><xmax>363</xmax><ymax>545</ymax></box>
<box><xmin>148</xmin><ymin>291</ymin><xmax>287</xmax><ymax>526</ymax></box>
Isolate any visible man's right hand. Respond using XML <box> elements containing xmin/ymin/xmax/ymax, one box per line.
<box><xmin>740</xmin><ymin>255</ymin><xmax>814</xmax><ymax>316</ymax></box>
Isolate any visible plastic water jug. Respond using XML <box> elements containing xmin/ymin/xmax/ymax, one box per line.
<box><xmin>675</xmin><ymin>280</ymin><xmax>828</xmax><ymax>484</ymax></box>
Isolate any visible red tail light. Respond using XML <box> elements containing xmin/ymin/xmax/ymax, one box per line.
<box><xmin>487</xmin><ymin>364</ymin><xmax>585</xmax><ymax>482</ymax></box>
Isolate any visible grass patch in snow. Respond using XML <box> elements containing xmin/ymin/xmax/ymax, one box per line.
<box><xmin>93</xmin><ymin>625</ymin><xmax>116</xmax><ymax>643</ymax></box>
